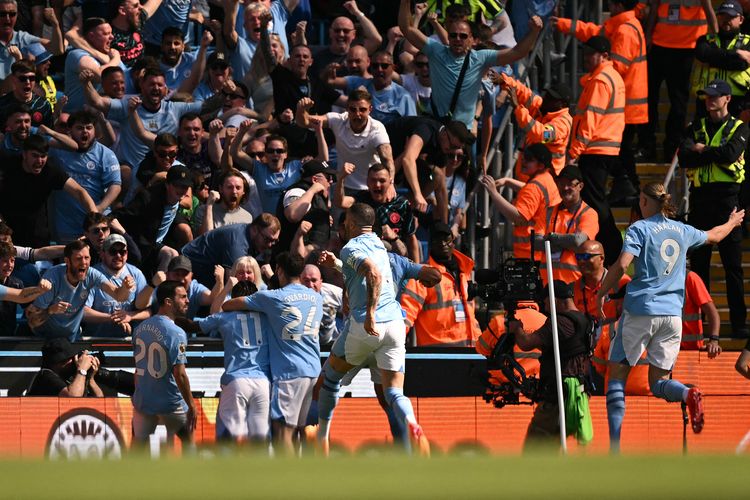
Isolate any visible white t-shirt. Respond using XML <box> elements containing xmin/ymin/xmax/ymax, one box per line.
<box><xmin>401</xmin><ymin>74</ymin><xmax>432</xmax><ymax>115</ymax></box>
<box><xmin>325</xmin><ymin>112</ymin><xmax>390</xmax><ymax>190</ymax></box>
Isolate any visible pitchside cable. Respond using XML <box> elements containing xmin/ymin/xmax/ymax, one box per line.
<box><xmin>544</xmin><ymin>240</ymin><xmax>567</xmax><ymax>453</ymax></box>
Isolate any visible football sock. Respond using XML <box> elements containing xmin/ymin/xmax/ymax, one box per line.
<box><xmin>385</xmin><ymin>404</ymin><xmax>406</xmax><ymax>440</ymax></box>
<box><xmin>606</xmin><ymin>379</ymin><xmax>626</xmax><ymax>453</ymax></box>
<box><xmin>383</xmin><ymin>387</ymin><xmax>416</xmax><ymax>425</ymax></box>
<box><xmin>317</xmin><ymin>362</ymin><xmax>345</xmax><ymax>440</ymax></box>
<box><xmin>651</xmin><ymin>378</ymin><xmax>688</xmax><ymax>403</ymax></box>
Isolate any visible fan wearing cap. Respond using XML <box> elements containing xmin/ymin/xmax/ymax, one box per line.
<box><xmin>25</xmin><ymin>239</ymin><xmax>136</xmax><ymax>342</ymax></box>
<box><xmin>111</xmin><ymin>164</ymin><xmax>193</xmax><ymax>276</ymax></box>
<box><xmin>401</xmin><ymin>221</ymin><xmax>480</xmax><ymax>346</ymax></box>
<box><xmin>27</xmin><ymin>338</ymin><xmax>104</xmax><ymax>397</ymax></box>
<box><xmin>692</xmin><ymin>2</ymin><xmax>750</xmax><ymax>117</ymax></box>
<box><xmin>0</xmin><ymin>2</ymin><xmax>62</xmax><ymax>84</ymax></box>
<box><xmin>276</xmin><ymin>159</ymin><xmax>336</xmax><ymax>256</ymax></box>
<box><xmin>567</xmin><ymin>35</ymin><xmax>625</xmax><ymax>267</ymax></box>
<box><xmin>553</xmin><ymin>2</ymin><xmax>647</xmax><ymax>205</ymax></box>
<box><xmin>27</xmin><ymin>43</ymin><xmax>58</xmax><ymax>113</ymax></box>
<box><xmin>678</xmin><ymin>78</ymin><xmax>749</xmax><ymax>338</ymax></box>
<box><xmin>83</xmin><ymin>234</ymin><xmax>150</xmax><ymax>338</ymax></box>
<box><xmin>336</xmin><ymin>162</ymin><xmax>419</xmax><ymax>260</ymax></box>
<box><xmin>509</xmin><ymin>280</ymin><xmax>594</xmax><ymax>449</ymax></box>
<box><xmin>0</xmin><ymin>59</ymin><xmax>52</xmax><ymax>129</ymax></box>
<box><xmin>136</xmin><ymin>255</ymin><xmax>215</xmax><ymax>321</ymax></box>
<box><xmin>194</xmin><ymin>52</ymin><xmax>234</xmax><ymax>103</ymax></box>
<box><xmin>480</xmin><ymin>143</ymin><xmax>561</xmax><ymax>261</ymax></box>
<box><xmin>493</xmin><ymin>71</ymin><xmax>572</xmax><ymax>180</ymax></box>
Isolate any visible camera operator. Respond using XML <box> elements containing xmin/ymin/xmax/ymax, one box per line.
<box><xmin>509</xmin><ymin>280</ymin><xmax>593</xmax><ymax>449</ymax></box>
<box><xmin>27</xmin><ymin>338</ymin><xmax>104</xmax><ymax>397</ymax></box>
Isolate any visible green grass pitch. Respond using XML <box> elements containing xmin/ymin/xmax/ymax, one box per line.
<box><xmin>1</xmin><ymin>453</ymin><xmax>747</xmax><ymax>498</ymax></box>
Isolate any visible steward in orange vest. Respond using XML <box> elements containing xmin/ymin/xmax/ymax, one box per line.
<box><xmin>480</xmin><ymin>143</ymin><xmax>560</xmax><ymax>261</ymax></box>
<box><xmin>568</xmin><ymin>35</ymin><xmax>625</xmax><ymax>266</ymax></box>
<box><xmin>682</xmin><ymin>269</ymin><xmax>722</xmax><ymax>356</ymax></box>
<box><xmin>641</xmin><ymin>0</ymin><xmax>715</xmax><ymax>161</ymax></box>
<box><xmin>401</xmin><ymin>223</ymin><xmax>481</xmax><ymax>346</ymax></box>
<box><xmin>554</xmin><ymin>0</ymin><xmax>647</xmax><ymax>205</ymax></box>
<box><xmin>494</xmin><ymin>73</ymin><xmax>572</xmax><ymax>180</ymax></box>
<box><xmin>542</xmin><ymin>165</ymin><xmax>599</xmax><ymax>285</ymax></box>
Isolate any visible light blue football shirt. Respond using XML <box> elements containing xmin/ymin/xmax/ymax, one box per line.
<box><xmin>341</xmin><ymin>232</ymin><xmax>404</xmax><ymax>323</ymax></box>
<box><xmin>622</xmin><ymin>214</ymin><xmax>708</xmax><ymax>315</ymax></box>
<box><xmin>344</xmin><ymin>77</ymin><xmax>417</xmax><ymax>125</ymax></box>
<box><xmin>33</xmin><ymin>264</ymin><xmax>109</xmax><ymax>341</ymax></box>
<box><xmin>196</xmin><ymin>311</ymin><xmax>271</xmax><ymax>384</ymax></box>
<box><xmin>131</xmin><ymin>315</ymin><xmax>188</xmax><ymax>415</ymax></box>
<box><xmin>242</xmin><ymin>283</ymin><xmax>322</xmax><ymax>380</ymax></box>
<box><xmin>84</xmin><ymin>263</ymin><xmax>147</xmax><ymax>338</ymax></box>
<box><xmin>50</xmin><ymin>141</ymin><xmax>121</xmax><ymax>238</ymax></box>
<box><xmin>142</xmin><ymin>0</ymin><xmax>192</xmax><ymax>46</ymax></box>
<box><xmin>251</xmin><ymin>159</ymin><xmax>303</xmax><ymax>214</ymax></box>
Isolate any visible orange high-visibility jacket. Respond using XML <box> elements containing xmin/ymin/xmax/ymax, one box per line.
<box><xmin>478</xmin><ymin>307</ymin><xmax>547</xmax><ymax>385</ymax></box>
<box><xmin>541</xmin><ymin>201</ymin><xmax>599</xmax><ymax>284</ymax></box>
<box><xmin>401</xmin><ymin>249</ymin><xmax>481</xmax><ymax>346</ymax></box>
<box><xmin>557</xmin><ymin>11</ymin><xmax>648</xmax><ymax>124</ymax></box>
<box><xmin>512</xmin><ymin>169</ymin><xmax>561</xmax><ymax>260</ymax></box>
<box><xmin>569</xmin><ymin>60</ymin><xmax>626</xmax><ymax>159</ymax></box>
<box><xmin>652</xmin><ymin>0</ymin><xmax>708</xmax><ymax>49</ymax></box>
<box><xmin>501</xmin><ymin>74</ymin><xmax>573</xmax><ymax>180</ymax></box>
<box><xmin>681</xmin><ymin>270</ymin><xmax>712</xmax><ymax>350</ymax></box>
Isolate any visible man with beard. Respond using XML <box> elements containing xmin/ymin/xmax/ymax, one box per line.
<box><xmin>49</xmin><ymin>110</ymin><xmax>122</xmax><ymax>243</ymax></box>
<box><xmin>136</xmin><ymin>255</ymin><xmax>214</xmax><ymax>321</ymax></box>
<box><xmin>26</xmin><ymin>239</ymin><xmax>135</xmax><ymax>341</ymax></box>
<box><xmin>401</xmin><ymin>222</ymin><xmax>481</xmax><ymax>346</ymax></box>
<box><xmin>63</xmin><ymin>17</ymin><xmax>123</xmax><ymax>113</ymax></box>
<box><xmin>0</xmin><ymin>2</ymin><xmax>62</xmax><ymax>84</ymax></box>
<box><xmin>181</xmin><ymin>213</ymin><xmax>281</xmax><ymax>288</ymax></box>
<box><xmin>159</xmin><ymin>27</ymin><xmax>212</xmax><ymax>92</ymax></box>
<box><xmin>131</xmin><ymin>280</ymin><xmax>196</xmax><ymax>451</ymax></box>
<box><xmin>82</xmin><ymin>66</ymin><xmax>223</xmax><ymax>200</ymax></box>
<box><xmin>336</xmin><ymin>162</ymin><xmax>419</xmax><ymax>260</ymax></box>
<box><xmin>27</xmin><ymin>338</ymin><xmax>104</xmax><ymax>397</ymax></box>
<box><xmin>193</xmin><ymin>169</ymin><xmax>253</xmax><ymax>236</ymax></box>
<box><xmin>0</xmin><ymin>135</ymin><xmax>96</xmax><ymax>247</ymax></box>
<box><xmin>109</xmin><ymin>0</ymin><xmax>165</xmax><ymax>67</ymax></box>
<box><xmin>83</xmin><ymin>234</ymin><xmax>149</xmax><ymax>338</ymax></box>
<box><xmin>0</xmin><ymin>60</ymin><xmax>52</xmax><ymax>127</ymax></box>
<box><xmin>330</xmin><ymin>50</ymin><xmax>416</xmax><ymax>125</ymax></box>
<box><xmin>385</xmin><ymin>116</ymin><xmax>475</xmax><ymax>218</ymax></box>
<box><xmin>0</xmin><ymin>103</ymin><xmax>76</xmax><ymax>155</ymax></box>
<box><xmin>0</xmin><ymin>241</ymin><xmax>53</xmax><ymax>335</ymax></box>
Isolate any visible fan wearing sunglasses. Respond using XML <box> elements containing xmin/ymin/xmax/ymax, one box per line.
<box><xmin>83</xmin><ymin>234</ymin><xmax>150</xmax><ymax>338</ymax></box>
<box><xmin>0</xmin><ymin>60</ymin><xmax>53</xmax><ymax>128</ymax></box>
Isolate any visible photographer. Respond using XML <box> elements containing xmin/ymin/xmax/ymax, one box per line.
<box><xmin>509</xmin><ymin>280</ymin><xmax>593</xmax><ymax>449</ymax></box>
<box><xmin>27</xmin><ymin>338</ymin><xmax>104</xmax><ymax>397</ymax></box>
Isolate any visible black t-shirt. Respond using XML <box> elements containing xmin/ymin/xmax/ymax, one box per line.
<box><xmin>177</xmin><ymin>144</ymin><xmax>217</xmax><ymax>187</ymax></box>
<box><xmin>310</xmin><ymin>46</ymin><xmax>347</xmax><ymax>81</ymax></box>
<box><xmin>0</xmin><ymin>275</ymin><xmax>22</xmax><ymax>336</ymax></box>
<box><xmin>27</xmin><ymin>368</ymin><xmax>69</xmax><ymax>396</ymax></box>
<box><xmin>270</xmin><ymin>65</ymin><xmax>340</xmax><ymax>117</ymax></box>
<box><xmin>0</xmin><ymin>155</ymin><xmax>69</xmax><ymax>246</ymax></box>
<box><xmin>385</xmin><ymin>116</ymin><xmax>445</xmax><ymax>165</ymax></box>
<box><xmin>354</xmin><ymin>191</ymin><xmax>416</xmax><ymax>237</ymax></box>
<box><xmin>0</xmin><ymin>92</ymin><xmax>54</xmax><ymax>128</ymax></box>
<box><xmin>112</xmin><ymin>9</ymin><xmax>147</xmax><ymax>67</ymax></box>
<box><xmin>537</xmin><ymin>312</ymin><xmax>590</xmax><ymax>400</ymax></box>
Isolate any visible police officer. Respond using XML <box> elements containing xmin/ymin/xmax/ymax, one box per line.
<box><xmin>679</xmin><ymin>78</ymin><xmax>750</xmax><ymax>337</ymax></box>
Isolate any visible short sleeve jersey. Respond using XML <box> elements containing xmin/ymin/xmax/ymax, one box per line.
<box><xmin>33</xmin><ymin>265</ymin><xmax>110</xmax><ymax>341</ymax></box>
<box><xmin>252</xmin><ymin>160</ymin><xmax>303</xmax><ymax>214</ymax></box>
<box><xmin>84</xmin><ymin>263</ymin><xmax>147</xmax><ymax>338</ymax></box>
<box><xmin>325</xmin><ymin>112</ymin><xmax>390</xmax><ymax>190</ymax></box>
<box><xmin>242</xmin><ymin>283</ymin><xmax>322</xmax><ymax>381</ymax></box>
<box><xmin>131</xmin><ymin>315</ymin><xmax>189</xmax><ymax>415</ymax></box>
<box><xmin>622</xmin><ymin>213</ymin><xmax>708</xmax><ymax>315</ymax></box>
<box><xmin>341</xmin><ymin>232</ymin><xmax>404</xmax><ymax>323</ymax></box>
<box><xmin>196</xmin><ymin>311</ymin><xmax>271</xmax><ymax>384</ymax></box>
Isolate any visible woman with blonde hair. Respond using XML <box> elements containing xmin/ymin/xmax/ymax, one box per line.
<box><xmin>595</xmin><ymin>182</ymin><xmax>744</xmax><ymax>452</ymax></box>
<box><xmin>211</xmin><ymin>256</ymin><xmax>265</xmax><ymax>313</ymax></box>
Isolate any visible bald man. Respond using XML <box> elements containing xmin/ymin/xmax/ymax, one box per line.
<box><xmin>345</xmin><ymin>45</ymin><xmax>371</xmax><ymax>79</ymax></box>
<box><xmin>301</xmin><ymin>263</ymin><xmax>343</xmax><ymax>346</ymax></box>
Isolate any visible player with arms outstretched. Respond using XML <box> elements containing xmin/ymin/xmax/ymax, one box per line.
<box><xmin>597</xmin><ymin>183</ymin><xmax>744</xmax><ymax>452</ymax></box>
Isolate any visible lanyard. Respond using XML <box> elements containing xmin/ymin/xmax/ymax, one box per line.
<box><xmin>551</xmin><ymin>201</ymin><xmax>583</xmax><ymax>235</ymax></box>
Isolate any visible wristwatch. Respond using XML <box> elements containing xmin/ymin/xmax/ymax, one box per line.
<box><xmin>77</xmin><ymin>369</ymin><xmax>88</xmax><ymax>377</ymax></box>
